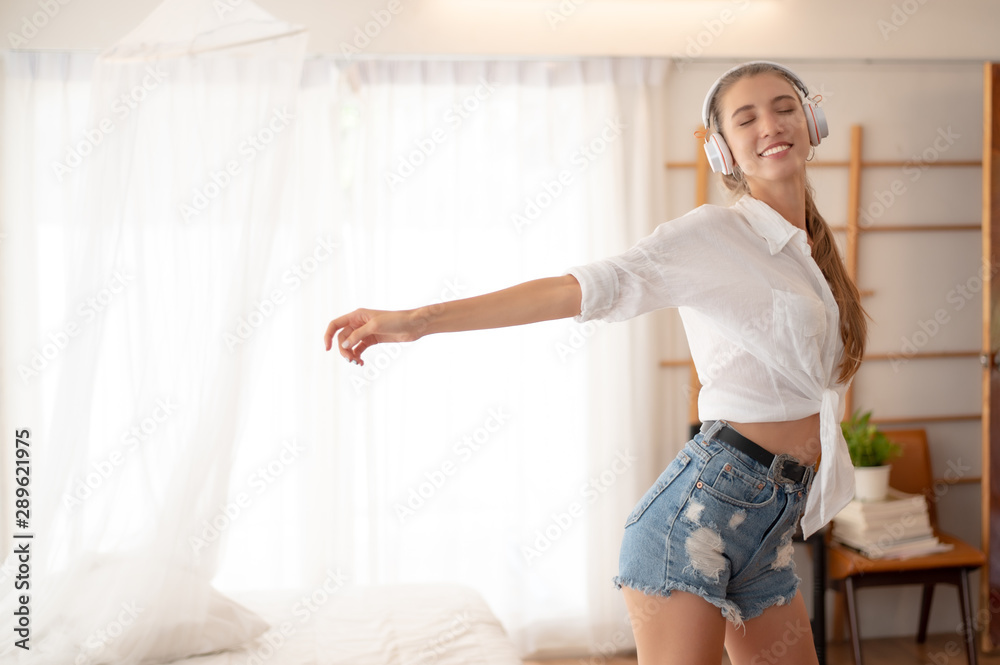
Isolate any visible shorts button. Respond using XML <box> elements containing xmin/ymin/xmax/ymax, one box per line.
<box><xmin>757</xmin><ymin>483</ymin><xmax>765</xmax><ymax>489</ymax></box>
<box><xmin>696</xmin><ymin>481</ymin><xmax>703</xmax><ymax>489</ymax></box>
<box><xmin>724</xmin><ymin>463</ymin><xmax>732</xmax><ymax>472</ymax></box>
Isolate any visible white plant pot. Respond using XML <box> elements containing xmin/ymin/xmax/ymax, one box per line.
<box><xmin>854</xmin><ymin>464</ymin><xmax>892</xmax><ymax>502</ymax></box>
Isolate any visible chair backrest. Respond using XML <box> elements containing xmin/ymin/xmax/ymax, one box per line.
<box><xmin>884</xmin><ymin>428</ymin><xmax>938</xmax><ymax>528</ymax></box>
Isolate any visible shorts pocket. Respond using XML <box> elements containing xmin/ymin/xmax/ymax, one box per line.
<box><xmin>624</xmin><ymin>451</ymin><xmax>692</xmax><ymax>528</ymax></box>
<box><xmin>701</xmin><ymin>459</ymin><xmax>775</xmax><ymax>507</ymax></box>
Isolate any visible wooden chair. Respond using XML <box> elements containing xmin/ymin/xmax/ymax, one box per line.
<box><xmin>826</xmin><ymin>429</ymin><xmax>986</xmax><ymax>665</ymax></box>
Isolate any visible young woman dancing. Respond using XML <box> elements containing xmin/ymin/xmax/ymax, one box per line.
<box><xmin>324</xmin><ymin>61</ymin><xmax>867</xmax><ymax>665</ymax></box>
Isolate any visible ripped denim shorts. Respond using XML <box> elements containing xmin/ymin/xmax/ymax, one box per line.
<box><xmin>613</xmin><ymin>420</ymin><xmax>815</xmax><ymax>628</ymax></box>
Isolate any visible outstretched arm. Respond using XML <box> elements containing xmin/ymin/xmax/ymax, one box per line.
<box><xmin>323</xmin><ymin>275</ymin><xmax>582</xmax><ymax>365</ymax></box>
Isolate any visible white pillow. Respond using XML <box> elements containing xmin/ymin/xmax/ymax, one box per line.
<box><xmin>35</xmin><ymin>553</ymin><xmax>270</xmax><ymax>664</ymax></box>
<box><xmin>125</xmin><ymin>572</ymin><xmax>270</xmax><ymax>664</ymax></box>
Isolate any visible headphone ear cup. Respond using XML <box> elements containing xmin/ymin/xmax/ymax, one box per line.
<box><xmin>704</xmin><ymin>133</ymin><xmax>735</xmax><ymax>175</ymax></box>
<box><xmin>803</xmin><ymin>102</ymin><xmax>828</xmax><ymax>147</ymax></box>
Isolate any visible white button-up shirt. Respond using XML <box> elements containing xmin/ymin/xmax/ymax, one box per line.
<box><xmin>568</xmin><ymin>194</ymin><xmax>854</xmax><ymax>537</ymax></box>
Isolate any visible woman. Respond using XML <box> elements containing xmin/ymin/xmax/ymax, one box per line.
<box><xmin>324</xmin><ymin>61</ymin><xmax>866</xmax><ymax>665</ymax></box>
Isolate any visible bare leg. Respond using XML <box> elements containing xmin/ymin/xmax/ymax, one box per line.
<box><xmin>622</xmin><ymin>586</ymin><xmax>727</xmax><ymax>665</ymax></box>
<box><xmin>723</xmin><ymin>590</ymin><xmax>819</xmax><ymax>665</ymax></box>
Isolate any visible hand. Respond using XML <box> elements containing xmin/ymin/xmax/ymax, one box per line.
<box><xmin>323</xmin><ymin>308</ymin><xmax>422</xmax><ymax>365</ymax></box>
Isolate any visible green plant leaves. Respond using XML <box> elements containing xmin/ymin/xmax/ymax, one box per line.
<box><xmin>841</xmin><ymin>409</ymin><xmax>902</xmax><ymax>467</ymax></box>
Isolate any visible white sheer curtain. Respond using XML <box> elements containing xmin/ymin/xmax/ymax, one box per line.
<box><xmin>324</xmin><ymin>58</ymin><xmax>670</xmax><ymax>654</ymax></box>
<box><xmin>0</xmin><ymin>40</ymin><xmax>670</xmax><ymax>661</ymax></box>
<box><xmin>0</xmin><ymin>1</ymin><xmax>310</xmax><ymax>660</ymax></box>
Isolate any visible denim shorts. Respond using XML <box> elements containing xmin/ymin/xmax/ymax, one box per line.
<box><xmin>613</xmin><ymin>420</ymin><xmax>815</xmax><ymax>628</ymax></box>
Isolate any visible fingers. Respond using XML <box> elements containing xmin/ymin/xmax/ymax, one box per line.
<box><xmin>337</xmin><ymin>326</ymin><xmax>358</xmax><ymax>358</ymax></box>
<box><xmin>340</xmin><ymin>332</ymin><xmax>375</xmax><ymax>366</ymax></box>
<box><xmin>323</xmin><ymin>310</ymin><xmax>376</xmax><ymax>365</ymax></box>
<box><xmin>323</xmin><ymin>314</ymin><xmax>351</xmax><ymax>351</ymax></box>
<box><xmin>324</xmin><ymin>315</ymin><xmax>359</xmax><ymax>363</ymax></box>
<box><xmin>324</xmin><ymin>309</ymin><xmax>390</xmax><ymax>366</ymax></box>
<box><xmin>352</xmin><ymin>339</ymin><xmax>373</xmax><ymax>359</ymax></box>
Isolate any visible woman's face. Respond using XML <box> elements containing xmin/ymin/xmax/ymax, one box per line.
<box><xmin>718</xmin><ymin>72</ymin><xmax>811</xmax><ymax>185</ymax></box>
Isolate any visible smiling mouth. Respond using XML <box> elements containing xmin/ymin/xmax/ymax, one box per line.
<box><xmin>760</xmin><ymin>144</ymin><xmax>792</xmax><ymax>157</ymax></box>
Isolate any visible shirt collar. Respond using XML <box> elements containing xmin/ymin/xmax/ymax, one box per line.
<box><xmin>732</xmin><ymin>195</ymin><xmax>804</xmax><ymax>256</ymax></box>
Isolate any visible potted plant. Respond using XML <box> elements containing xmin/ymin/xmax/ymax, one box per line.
<box><xmin>841</xmin><ymin>409</ymin><xmax>901</xmax><ymax>502</ymax></box>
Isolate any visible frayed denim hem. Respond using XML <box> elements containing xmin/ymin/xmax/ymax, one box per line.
<box><xmin>612</xmin><ymin>576</ymin><xmax>745</xmax><ymax>631</ymax></box>
<box><xmin>739</xmin><ymin>591</ymin><xmax>798</xmax><ymax>623</ymax></box>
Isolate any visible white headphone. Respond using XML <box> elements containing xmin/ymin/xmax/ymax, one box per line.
<box><xmin>701</xmin><ymin>61</ymin><xmax>829</xmax><ymax>175</ymax></box>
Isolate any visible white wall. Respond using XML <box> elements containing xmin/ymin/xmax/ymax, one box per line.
<box><xmin>0</xmin><ymin>0</ymin><xmax>991</xmax><ymax>649</ymax></box>
<box><xmin>1</xmin><ymin>0</ymin><xmax>1000</xmax><ymax>60</ymax></box>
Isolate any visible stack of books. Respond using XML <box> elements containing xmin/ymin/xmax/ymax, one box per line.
<box><xmin>832</xmin><ymin>488</ymin><xmax>954</xmax><ymax>559</ymax></box>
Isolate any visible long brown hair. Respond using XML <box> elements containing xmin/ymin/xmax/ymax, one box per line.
<box><xmin>706</xmin><ymin>63</ymin><xmax>867</xmax><ymax>383</ymax></box>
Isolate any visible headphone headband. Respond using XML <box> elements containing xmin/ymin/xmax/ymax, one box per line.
<box><xmin>700</xmin><ymin>60</ymin><xmax>812</xmax><ymax>129</ymax></box>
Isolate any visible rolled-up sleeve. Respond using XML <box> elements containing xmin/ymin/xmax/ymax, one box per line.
<box><xmin>565</xmin><ymin>206</ymin><xmax>718</xmax><ymax>323</ymax></box>
<box><xmin>566</xmin><ymin>260</ymin><xmax>621</xmax><ymax>323</ymax></box>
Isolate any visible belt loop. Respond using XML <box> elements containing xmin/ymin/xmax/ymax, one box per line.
<box><xmin>699</xmin><ymin>420</ymin><xmax>725</xmax><ymax>439</ymax></box>
<box><xmin>803</xmin><ymin>463</ymin><xmax>816</xmax><ymax>489</ymax></box>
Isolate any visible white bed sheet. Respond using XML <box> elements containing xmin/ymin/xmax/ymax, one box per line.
<box><xmin>174</xmin><ymin>584</ymin><xmax>523</xmax><ymax>665</ymax></box>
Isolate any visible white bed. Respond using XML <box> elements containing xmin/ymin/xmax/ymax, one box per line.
<box><xmin>175</xmin><ymin>584</ymin><xmax>523</xmax><ymax>665</ymax></box>
<box><xmin>2</xmin><ymin>553</ymin><xmax>523</xmax><ymax>665</ymax></box>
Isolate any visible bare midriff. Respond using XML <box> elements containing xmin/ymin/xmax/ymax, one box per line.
<box><xmin>726</xmin><ymin>413</ymin><xmax>822</xmax><ymax>467</ymax></box>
